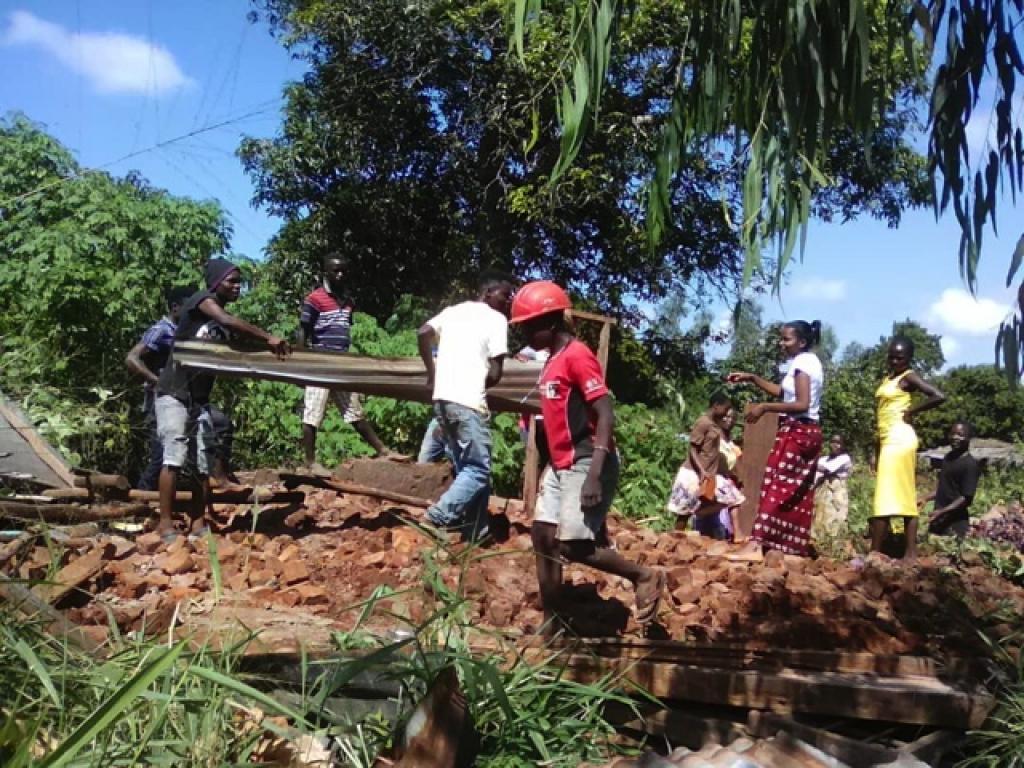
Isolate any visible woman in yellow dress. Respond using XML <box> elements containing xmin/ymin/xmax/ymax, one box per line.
<box><xmin>871</xmin><ymin>337</ymin><xmax>945</xmax><ymax>559</ymax></box>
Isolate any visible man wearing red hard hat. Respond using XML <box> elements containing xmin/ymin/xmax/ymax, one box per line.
<box><xmin>511</xmin><ymin>281</ymin><xmax>665</xmax><ymax>632</ymax></box>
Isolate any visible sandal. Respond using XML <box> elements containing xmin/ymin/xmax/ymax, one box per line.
<box><xmin>635</xmin><ymin>570</ymin><xmax>666</xmax><ymax>625</ymax></box>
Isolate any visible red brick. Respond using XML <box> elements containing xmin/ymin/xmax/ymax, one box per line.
<box><xmin>160</xmin><ymin>550</ymin><xmax>194</xmax><ymax>576</ymax></box>
<box><xmin>144</xmin><ymin>571</ymin><xmax>170</xmax><ymax>589</ymax></box>
<box><xmin>249</xmin><ymin>568</ymin><xmax>275</xmax><ymax>585</ymax></box>
<box><xmin>263</xmin><ymin>556</ymin><xmax>284</xmax><ymax>575</ymax></box>
<box><xmin>280</xmin><ymin>560</ymin><xmax>309</xmax><ymax>585</ymax></box>
<box><xmin>278</xmin><ymin>544</ymin><xmax>301</xmax><ymax>562</ymax></box>
<box><xmin>293</xmin><ymin>583</ymin><xmax>329</xmax><ymax>606</ymax></box>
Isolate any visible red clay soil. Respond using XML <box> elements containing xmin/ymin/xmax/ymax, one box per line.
<box><xmin>8</xmin><ymin>486</ymin><xmax>1024</xmax><ymax>658</ymax></box>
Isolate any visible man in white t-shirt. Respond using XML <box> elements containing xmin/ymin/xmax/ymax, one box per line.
<box><xmin>417</xmin><ymin>273</ymin><xmax>514</xmax><ymax>539</ymax></box>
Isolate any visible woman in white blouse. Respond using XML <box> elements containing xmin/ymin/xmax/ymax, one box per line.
<box><xmin>727</xmin><ymin>320</ymin><xmax>824</xmax><ymax>556</ymax></box>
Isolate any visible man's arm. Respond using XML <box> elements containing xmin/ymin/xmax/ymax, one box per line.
<box><xmin>582</xmin><ymin>394</ymin><xmax>615</xmax><ymax>507</ymax></box>
<box><xmin>197</xmin><ymin>298</ymin><xmax>290</xmax><ymax>357</ymax></box>
<box><xmin>125</xmin><ymin>341</ymin><xmax>160</xmax><ymax>387</ymax></box>
<box><xmin>485</xmin><ymin>356</ymin><xmax>505</xmax><ymax>388</ymax></box>
<box><xmin>417</xmin><ymin>323</ymin><xmax>437</xmax><ymax>388</ymax></box>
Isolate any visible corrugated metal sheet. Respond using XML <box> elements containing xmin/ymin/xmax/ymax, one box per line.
<box><xmin>174</xmin><ymin>341</ymin><xmax>543</xmax><ymax>414</ymax></box>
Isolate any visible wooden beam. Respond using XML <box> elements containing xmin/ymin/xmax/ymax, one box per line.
<box><xmin>514</xmin><ymin>636</ymin><xmax>974</xmax><ymax>680</ymax></box>
<box><xmin>0</xmin><ymin>501</ymin><xmax>152</xmax><ymax>523</ymax></box>
<box><xmin>280</xmin><ymin>473</ymin><xmax>432</xmax><ymax>508</ymax></box>
<box><xmin>570</xmin><ymin>309</ymin><xmax>618</xmax><ymax>326</ymax></box>
<box><xmin>548</xmin><ymin>653</ymin><xmax>992</xmax><ymax>729</ymax></box>
<box><xmin>597</xmin><ymin>321</ymin><xmax>612</xmax><ymax>373</ymax></box>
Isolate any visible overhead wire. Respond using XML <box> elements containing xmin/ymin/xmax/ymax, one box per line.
<box><xmin>0</xmin><ymin>99</ymin><xmax>283</xmax><ymax>209</ymax></box>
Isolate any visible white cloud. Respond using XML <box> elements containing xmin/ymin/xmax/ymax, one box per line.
<box><xmin>2</xmin><ymin>10</ymin><xmax>193</xmax><ymax>94</ymax></box>
<box><xmin>790</xmin><ymin>276</ymin><xmax>847</xmax><ymax>302</ymax></box>
<box><xmin>940</xmin><ymin>336</ymin><xmax>960</xmax><ymax>359</ymax></box>
<box><xmin>927</xmin><ymin>288</ymin><xmax>1010</xmax><ymax>335</ymax></box>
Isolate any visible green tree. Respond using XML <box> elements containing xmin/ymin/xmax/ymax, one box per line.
<box><xmin>243</xmin><ymin>0</ymin><xmax>929</xmax><ymax>319</ymax></box>
<box><xmin>914</xmin><ymin>365</ymin><xmax>1024</xmax><ymax>448</ymax></box>
<box><xmin>0</xmin><ymin>114</ymin><xmax>231</xmax><ymax>468</ymax></box>
<box><xmin>510</xmin><ymin>0</ymin><xmax>1023</xmax><ymax>291</ymax></box>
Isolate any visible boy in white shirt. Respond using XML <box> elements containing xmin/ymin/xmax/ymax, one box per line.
<box><xmin>417</xmin><ymin>273</ymin><xmax>514</xmax><ymax>540</ymax></box>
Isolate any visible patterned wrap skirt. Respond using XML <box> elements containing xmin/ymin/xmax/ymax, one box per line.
<box><xmin>751</xmin><ymin>417</ymin><xmax>823</xmax><ymax>556</ymax></box>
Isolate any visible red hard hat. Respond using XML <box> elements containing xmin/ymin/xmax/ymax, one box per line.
<box><xmin>510</xmin><ymin>280</ymin><xmax>572</xmax><ymax>324</ymax></box>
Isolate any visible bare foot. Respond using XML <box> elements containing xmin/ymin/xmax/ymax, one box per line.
<box><xmin>635</xmin><ymin>570</ymin><xmax>665</xmax><ymax>625</ymax></box>
<box><xmin>379</xmin><ymin>451</ymin><xmax>411</xmax><ymax>463</ymax></box>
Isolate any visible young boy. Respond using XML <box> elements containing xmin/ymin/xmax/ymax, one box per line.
<box><xmin>922</xmin><ymin>421</ymin><xmax>980</xmax><ymax>538</ymax></box>
<box><xmin>299</xmin><ymin>253</ymin><xmax>395</xmax><ymax>472</ymax></box>
<box><xmin>510</xmin><ymin>280</ymin><xmax>664</xmax><ymax>632</ymax></box>
<box><xmin>154</xmin><ymin>259</ymin><xmax>290</xmax><ymax>536</ymax></box>
<box><xmin>417</xmin><ymin>272</ymin><xmax>514</xmax><ymax>539</ymax></box>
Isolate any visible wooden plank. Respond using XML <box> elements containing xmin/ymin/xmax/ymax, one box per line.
<box><xmin>735</xmin><ymin>407</ymin><xmax>779</xmax><ymax>538</ymax></box>
<box><xmin>511</xmin><ymin>636</ymin><xmax>973</xmax><ymax>680</ymax></box>
<box><xmin>0</xmin><ymin>396</ymin><xmax>76</xmax><ymax>487</ymax></box>
<box><xmin>547</xmin><ymin>654</ymin><xmax>993</xmax><ymax>729</ymax></box>
<box><xmin>31</xmin><ymin>546</ymin><xmax>106</xmax><ymax>604</ymax></box>
<box><xmin>522</xmin><ymin>417</ymin><xmax>540</xmax><ymax>517</ymax></box>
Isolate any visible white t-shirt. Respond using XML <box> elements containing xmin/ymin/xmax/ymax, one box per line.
<box><xmin>817</xmin><ymin>453</ymin><xmax>852</xmax><ymax>480</ymax></box>
<box><xmin>427</xmin><ymin>300</ymin><xmax>509</xmax><ymax>412</ymax></box>
<box><xmin>780</xmin><ymin>351</ymin><xmax>823</xmax><ymax>421</ymax></box>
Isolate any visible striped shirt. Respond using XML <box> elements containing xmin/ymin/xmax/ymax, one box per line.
<box><xmin>300</xmin><ymin>286</ymin><xmax>354</xmax><ymax>352</ymax></box>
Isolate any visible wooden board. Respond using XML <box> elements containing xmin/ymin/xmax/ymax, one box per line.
<box><xmin>552</xmin><ymin>653</ymin><xmax>992</xmax><ymax>729</ymax></box>
<box><xmin>735</xmin><ymin>408</ymin><xmax>779</xmax><ymax>537</ymax></box>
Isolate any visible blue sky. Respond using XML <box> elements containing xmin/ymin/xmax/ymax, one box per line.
<box><xmin>2</xmin><ymin>2</ymin><xmax>1021</xmax><ymax>369</ymax></box>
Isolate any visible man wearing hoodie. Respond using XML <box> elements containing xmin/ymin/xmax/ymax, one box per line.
<box><xmin>154</xmin><ymin>258</ymin><xmax>290</xmax><ymax>536</ymax></box>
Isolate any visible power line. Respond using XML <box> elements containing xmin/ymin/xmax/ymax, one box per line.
<box><xmin>0</xmin><ymin>99</ymin><xmax>282</xmax><ymax>209</ymax></box>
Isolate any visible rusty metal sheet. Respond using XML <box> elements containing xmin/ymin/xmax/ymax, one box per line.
<box><xmin>174</xmin><ymin>341</ymin><xmax>542</xmax><ymax>414</ymax></box>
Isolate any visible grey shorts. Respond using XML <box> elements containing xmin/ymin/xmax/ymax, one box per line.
<box><xmin>155</xmin><ymin>395</ymin><xmax>214</xmax><ymax>476</ymax></box>
<box><xmin>535</xmin><ymin>453</ymin><xmax>619</xmax><ymax>541</ymax></box>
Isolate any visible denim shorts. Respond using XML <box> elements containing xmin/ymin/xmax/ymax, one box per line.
<box><xmin>535</xmin><ymin>453</ymin><xmax>619</xmax><ymax>541</ymax></box>
<box><xmin>155</xmin><ymin>395</ymin><xmax>214</xmax><ymax>476</ymax></box>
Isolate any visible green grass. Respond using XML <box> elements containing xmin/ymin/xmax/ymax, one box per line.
<box><xmin>0</xmin><ymin>539</ymin><xmax>638</xmax><ymax>767</ymax></box>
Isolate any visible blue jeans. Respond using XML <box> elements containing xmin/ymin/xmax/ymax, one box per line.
<box><xmin>417</xmin><ymin>417</ymin><xmax>449</xmax><ymax>464</ymax></box>
<box><xmin>427</xmin><ymin>401</ymin><xmax>491</xmax><ymax>538</ymax></box>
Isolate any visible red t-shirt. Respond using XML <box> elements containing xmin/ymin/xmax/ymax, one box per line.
<box><xmin>538</xmin><ymin>340</ymin><xmax>612</xmax><ymax>470</ymax></box>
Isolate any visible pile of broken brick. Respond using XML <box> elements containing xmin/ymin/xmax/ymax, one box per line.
<box><xmin>4</xmin><ymin>480</ymin><xmax>1022</xmax><ymax>663</ymax></box>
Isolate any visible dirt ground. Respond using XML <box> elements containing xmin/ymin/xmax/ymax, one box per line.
<box><xmin>9</xmin><ymin>483</ymin><xmax>1024</xmax><ymax>659</ymax></box>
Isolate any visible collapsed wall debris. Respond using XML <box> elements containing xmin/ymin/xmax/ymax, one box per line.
<box><xmin>0</xmin><ymin>460</ymin><xmax>1009</xmax><ymax>765</ymax></box>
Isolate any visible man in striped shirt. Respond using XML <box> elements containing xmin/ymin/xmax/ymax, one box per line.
<box><xmin>299</xmin><ymin>253</ymin><xmax>395</xmax><ymax>472</ymax></box>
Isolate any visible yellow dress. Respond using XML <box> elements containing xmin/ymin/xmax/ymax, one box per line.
<box><xmin>873</xmin><ymin>371</ymin><xmax>919</xmax><ymax>518</ymax></box>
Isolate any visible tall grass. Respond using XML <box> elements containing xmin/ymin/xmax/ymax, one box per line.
<box><xmin>0</xmin><ymin>535</ymin><xmax>638</xmax><ymax>766</ymax></box>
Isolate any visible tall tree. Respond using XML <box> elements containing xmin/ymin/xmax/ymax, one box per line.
<box><xmin>509</xmin><ymin>0</ymin><xmax>1023</xmax><ymax>292</ymax></box>
<box><xmin>0</xmin><ymin>115</ymin><xmax>231</xmax><ymax>466</ymax></box>
<box><xmin>243</xmin><ymin>0</ymin><xmax>929</xmax><ymax>318</ymax></box>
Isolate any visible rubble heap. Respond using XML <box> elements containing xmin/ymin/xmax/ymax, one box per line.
<box><xmin>5</xmin><ymin>484</ymin><xmax>1023</xmax><ymax>660</ymax></box>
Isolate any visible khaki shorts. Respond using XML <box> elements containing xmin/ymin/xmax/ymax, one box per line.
<box><xmin>302</xmin><ymin>386</ymin><xmax>363</xmax><ymax>427</ymax></box>
<box><xmin>535</xmin><ymin>453</ymin><xmax>619</xmax><ymax>541</ymax></box>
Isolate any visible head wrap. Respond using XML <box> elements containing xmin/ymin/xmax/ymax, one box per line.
<box><xmin>205</xmin><ymin>258</ymin><xmax>239</xmax><ymax>290</ymax></box>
